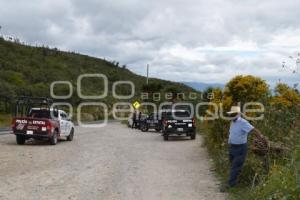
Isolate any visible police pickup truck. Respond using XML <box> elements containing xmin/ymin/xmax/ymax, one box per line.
<box><xmin>11</xmin><ymin>97</ymin><xmax>74</xmax><ymax>145</ymax></box>
<box><xmin>162</xmin><ymin>110</ymin><xmax>196</xmax><ymax>141</ymax></box>
<box><xmin>12</xmin><ymin>108</ymin><xmax>74</xmax><ymax>145</ymax></box>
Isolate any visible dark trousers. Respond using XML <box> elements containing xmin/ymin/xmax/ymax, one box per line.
<box><xmin>132</xmin><ymin>121</ymin><xmax>137</xmax><ymax>129</ymax></box>
<box><xmin>228</xmin><ymin>144</ymin><xmax>248</xmax><ymax>186</ymax></box>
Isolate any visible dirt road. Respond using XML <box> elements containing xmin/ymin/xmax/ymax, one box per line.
<box><xmin>0</xmin><ymin>123</ymin><xmax>225</xmax><ymax>200</ymax></box>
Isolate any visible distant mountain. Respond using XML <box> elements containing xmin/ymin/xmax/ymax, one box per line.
<box><xmin>182</xmin><ymin>82</ymin><xmax>225</xmax><ymax>91</ymax></box>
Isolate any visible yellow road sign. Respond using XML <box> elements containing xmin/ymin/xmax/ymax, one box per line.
<box><xmin>133</xmin><ymin>101</ymin><xmax>141</xmax><ymax>109</ymax></box>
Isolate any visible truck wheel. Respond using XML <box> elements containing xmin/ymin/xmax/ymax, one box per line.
<box><xmin>16</xmin><ymin>135</ymin><xmax>26</xmax><ymax>145</ymax></box>
<box><xmin>67</xmin><ymin>128</ymin><xmax>74</xmax><ymax>141</ymax></box>
<box><xmin>50</xmin><ymin>131</ymin><xmax>58</xmax><ymax>145</ymax></box>
<box><xmin>141</xmin><ymin>124</ymin><xmax>148</xmax><ymax>132</ymax></box>
<box><xmin>155</xmin><ymin>128</ymin><xmax>161</xmax><ymax>132</ymax></box>
<box><xmin>191</xmin><ymin>132</ymin><xmax>196</xmax><ymax>140</ymax></box>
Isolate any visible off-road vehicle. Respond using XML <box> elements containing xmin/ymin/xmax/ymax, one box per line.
<box><xmin>11</xmin><ymin>97</ymin><xmax>74</xmax><ymax>145</ymax></box>
<box><xmin>162</xmin><ymin>110</ymin><xmax>196</xmax><ymax>141</ymax></box>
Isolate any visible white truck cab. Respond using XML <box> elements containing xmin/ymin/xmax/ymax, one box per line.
<box><xmin>58</xmin><ymin>110</ymin><xmax>74</xmax><ymax>138</ymax></box>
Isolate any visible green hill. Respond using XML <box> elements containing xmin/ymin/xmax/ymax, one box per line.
<box><xmin>0</xmin><ymin>37</ymin><xmax>196</xmax><ymax>125</ymax></box>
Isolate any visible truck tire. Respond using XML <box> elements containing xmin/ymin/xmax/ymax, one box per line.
<box><xmin>67</xmin><ymin>128</ymin><xmax>74</xmax><ymax>141</ymax></box>
<box><xmin>141</xmin><ymin>124</ymin><xmax>148</xmax><ymax>132</ymax></box>
<box><xmin>16</xmin><ymin>135</ymin><xmax>26</xmax><ymax>145</ymax></box>
<box><xmin>155</xmin><ymin>128</ymin><xmax>161</xmax><ymax>132</ymax></box>
<box><xmin>50</xmin><ymin>131</ymin><xmax>58</xmax><ymax>145</ymax></box>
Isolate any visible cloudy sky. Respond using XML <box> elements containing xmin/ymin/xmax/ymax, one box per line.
<box><xmin>0</xmin><ymin>0</ymin><xmax>299</xmax><ymax>86</ymax></box>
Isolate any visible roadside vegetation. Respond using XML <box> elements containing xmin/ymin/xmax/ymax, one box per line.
<box><xmin>0</xmin><ymin>113</ymin><xmax>11</xmax><ymax>128</ymax></box>
<box><xmin>0</xmin><ymin>38</ymin><xmax>195</xmax><ymax>125</ymax></box>
<box><xmin>198</xmin><ymin>75</ymin><xmax>300</xmax><ymax>199</ymax></box>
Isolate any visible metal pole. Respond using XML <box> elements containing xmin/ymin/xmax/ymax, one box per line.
<box><xmin>146</xmin><ymin>64</ymin><xmax>149</xmax><ymax>85</ymax></box>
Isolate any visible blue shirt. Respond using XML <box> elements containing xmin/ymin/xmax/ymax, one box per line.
<box><xmin>228</xmin><ymin>117</ymin><xmax>254</xmax><ymax>144</ymax></box>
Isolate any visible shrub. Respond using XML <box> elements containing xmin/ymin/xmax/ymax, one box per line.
<box><xmin>200</xmin><ymin>75</ymin><xmax>300</xmax><ymax>199</ymax></box>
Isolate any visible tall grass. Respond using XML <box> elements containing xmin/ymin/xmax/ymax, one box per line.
<box><xmin>0</xmin><ymin>113</ymin><xmax>11</xmax><ymax>127</ymax></box>
<box><xmin>199</xmin><ymin>105</ymin><xmax>300</xmax><ymax>199</ymax></box>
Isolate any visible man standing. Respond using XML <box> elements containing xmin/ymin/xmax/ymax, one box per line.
<box><xmin>138</xmin><ymin>111</ymin><xmax>142</xmax><ymax>129</ymax></box>
<box><xmin>132</xmin><ymin>110</ymin><xmax>137</xmax><ymax>129</ymax></box>
<box><xmin>222</xmin><ymin>106</ymin><xmax>267</xmax><ymax>191</ymax></box>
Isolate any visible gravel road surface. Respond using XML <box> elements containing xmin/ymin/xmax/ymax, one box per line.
<box><xmin>0</xmin><ymin>123</ymin><xmax>225</xmax><ymax>200</ymax></box>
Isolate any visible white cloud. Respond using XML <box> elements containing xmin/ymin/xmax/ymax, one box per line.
<box><xmin>0</xmin><ymin>0</ymin><xmax>299</xmax><ymax>86</ymax></box>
